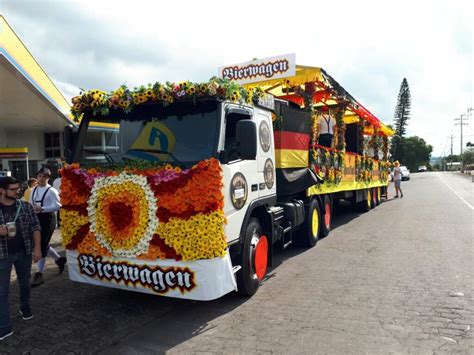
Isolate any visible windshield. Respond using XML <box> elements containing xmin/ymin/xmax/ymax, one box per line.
<box><xmin>76</xmin><ymin>101</ymin><xmax>220</xmax><ymax>168</ymax></box>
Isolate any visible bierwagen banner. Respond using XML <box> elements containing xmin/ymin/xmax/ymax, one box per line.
<box><xmin>218</xmin><ymin>54</ymin><xmax>296</xmax><ymax>85</ymax></box>
<box><xmin>67</xmin><ymin>250</ymin><xmax>237</xmax><ymax>301</ymax></box>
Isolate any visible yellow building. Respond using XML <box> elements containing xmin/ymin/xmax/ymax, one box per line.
<box><xmin>0</xmin><ymin>15</ymin><xmax>118</xmax><ymax>182</ymax></box>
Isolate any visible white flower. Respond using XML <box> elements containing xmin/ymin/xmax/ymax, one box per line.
<box><xmin>87</xmin><ymin>173</ymin><xmax>159</xmax><ymax>258</ymax></box>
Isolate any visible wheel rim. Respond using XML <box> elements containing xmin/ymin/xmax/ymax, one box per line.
<box><xmin>325</xmin><ymin>202</ymin><xmax>331</xmax><ymax>228</ymax></box>
<box><xmin>254</xmin><ymin>235</ymin><xmax>268</xmax><ymax>281</ymax></box>
<box><xmin>312</xmin><ymin>209</ymin><xmax>319</xmax><ymax>236</ymax></box>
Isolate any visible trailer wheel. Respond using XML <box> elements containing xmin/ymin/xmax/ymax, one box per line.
<box><xmin>237</xmin><ymin>218</ymin><xmax>267</xmax><ymax>296</ymax></box>
<box><xmin>355</xmin><ymin>190</ymin><xmax>370</xmax><ymax>213</ymax></box>
<box><xmin>375</xmin><ymin>187</ymin><xmax>381</xmax><ymax>206</ymax></box>
<box><xmin>321</xmin><ymin>195</ymin><xmax>332</xmax><ymax>237</ymax></box>
<box><xmin>368</xmin><ymin>189</ymin><xmax>374</xmax><ymax>209</ymax></box>
<box><xmin>300</xmin><ymin>198</ymin><xmax>321</xmax><ymax>248</ymax></box>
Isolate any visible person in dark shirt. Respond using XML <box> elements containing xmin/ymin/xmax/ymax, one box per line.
<box><xmin>0</xmin><ymin>176</ymin><xmax>41</xmax><ymax>341</ymax></box>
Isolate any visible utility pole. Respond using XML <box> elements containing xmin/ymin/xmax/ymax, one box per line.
<box><xmin>450</xmin><ymin>134</ymin><xmax>453</xmax><ymax>156</ymax></box>
<box><xmin>454</xmin><ymin>114</ymin><xmax>469</xmax><ymax>155</ymax></box>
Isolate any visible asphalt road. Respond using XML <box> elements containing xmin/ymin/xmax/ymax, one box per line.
<box><xmin>1</xmin><ymin>172</ymin><xmax>472</xmax><ymax>354</ymax></box>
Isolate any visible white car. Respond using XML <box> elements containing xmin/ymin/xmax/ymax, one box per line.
<box><xmin>418</xmin><ymin>165</ymin><xmax>427</xmax><ymax>172</ymax></box>
<box><xmin>400</xmin><ymin>166</ymin><xmax>410</xmax><ymax>180</ymax></box>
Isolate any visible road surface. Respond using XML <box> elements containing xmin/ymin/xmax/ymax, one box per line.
<box><xmin>1</xmin><ymin>172</ymin><xmax>472</xmax><ymax>354</ymax></box>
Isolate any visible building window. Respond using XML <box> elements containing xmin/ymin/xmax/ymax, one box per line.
<box><xmin>84</xmin><ymin>131</ymin><xmax>119</xmax><ymax>151</ymax></box>
<box><xmin>45</xmin><ymin>132</ymin><xmax>62</xmax><ymax>158</ymax></box>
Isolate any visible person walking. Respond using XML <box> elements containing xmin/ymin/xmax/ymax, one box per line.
<box><xmin>29</xmin><ymin>168</ymin><xmax>65</xmax><ymax>287</ymax></box>
<box><xmin>0</xmin><ymin>176</ymin><xmax>41</xmax><ymax>341</ymax></box>
<box><xmin>393</xmin><ymin>161</ymin><xmax>404</xmax><ymax>198</ymax></box>
<box><xmin>22</xmin><ymin>178</ymin><xmax>38</xmax><ymax>203</ymax></box>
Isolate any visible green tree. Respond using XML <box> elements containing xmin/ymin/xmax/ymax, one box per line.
<box><xmin>440</xmin><ymin>154</ymin><xmax>460</xmax><ymax>171</ymax></box>
<box><xmin>391</xmin><ymin>78</ymin><xmax>411</xmax><ymax>160</ymax></box>
<box><xmin>460</xmin><ymin>148</ymin><xmax>473</xmax><ymax>171</ymax></box>
<box><xmin>397</xmin><ymin>136</ymin><xmax>432</xmax><ymax>171</ymax></box>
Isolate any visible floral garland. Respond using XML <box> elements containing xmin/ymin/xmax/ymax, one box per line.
<box><xmin>355</xmin><ymin>155</ymin><xmax>374</xmax><ymax>183</ymax></box>
<box><xmin>60</xmin><ymin>159</ymin><xmax>226</xmax><ymax>261</ymax></box>
<box><xmin>382</xmin><ymin>136</ymin><xmax>389</xmax><ymax>160</ymax></box>
<box><xmin>311</xmin><ymin>146</ymin><xmax>345</xmax><ymax>185</ymax></box>
<box><xmin>378</xmin><ymin>161</ymin><xmax>391</xmax><ymax>182</ymax></box>
<box><xmin>71</xmin><ymin>77</ymin><xmax>267</xmax><ymax>121</ymax></box>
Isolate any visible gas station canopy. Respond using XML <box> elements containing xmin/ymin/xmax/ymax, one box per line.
<box><xmin>0</xmin><ymin>15</ymin><xmax>75</xmax><ymax>132</ymax></box>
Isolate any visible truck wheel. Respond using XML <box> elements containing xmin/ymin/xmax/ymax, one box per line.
<box><xmin>372</xmin><ymin>188</ymin><xmax>377</xmax><ymax>208</ymax></box>
<box><xmin>237</xmin><ymin>218</ymin><xmax>267</xmax><ymax>296</ymax></box>
<box><xmin>321</xmin><ymin>195</ymin><xmax>332</xmax><ymax>237</ymax></box>
<box><xmin>300</xmin><ymin>198</ymin><xmax>321</xmax><ymax>248</ymax></box>
<box><xmin>368</xmin><ymin>189</ymin><xmax>374</xmax><ymax>209</ymax></box>
<box><xmin>355</xmin><ymin>190</ymin><xmax>370</xmax><ymax>213</ymax></box>
<box><xmin>375</xmin><ymin>187</ymin><xmax>381</xmax><ymax>206</ymax></box>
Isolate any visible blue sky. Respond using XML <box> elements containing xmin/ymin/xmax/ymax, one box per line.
<box><xmin>3</xmin><ymin>0</ymin><xmax>472</xmax><ymax>156</ymax></box>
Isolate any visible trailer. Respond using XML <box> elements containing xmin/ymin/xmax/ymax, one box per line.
<box><xmin>61</xmin><ymin>57</ymin><xmax>393</xmax><ymax>300</ymax></box>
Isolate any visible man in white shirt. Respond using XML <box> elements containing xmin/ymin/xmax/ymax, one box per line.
<box><xmin>29</xmin><ymin>168</ymin><xmax>65</xmax><ymax>287</ymax></box>
<box><xmin>318</xmin><ymin>106</ymin><xmax>336</xmax><ymax>148</ymax></box>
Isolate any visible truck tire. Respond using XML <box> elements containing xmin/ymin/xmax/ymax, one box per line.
<box><xmin>300</xmin><ymin>198</ymin><xmax>321</xmax><ymax>248</ymax></box>
<box><xmin>375</xmin><ymin>187</ymin><xmax>381</xmax><ymax>206</ymax></box>
<box><xmin>355</xmin><ymin>190</ymin><xmax>370</xmax><ymax>213</ymax></box>
<box><xmin>371</xmin><ymin>188</ymin><xmax>377</xmax><ymax>208</ymax></box>
<box><xmin>236</xmin><ymin>218</ymin><xmax>267</xmax><ymax>297</ymax></box>
<box><xmin>368</xmin><ymin>189</ymin><xmax>375</xmax><ymax>209</ymax></box>
<box><xmin>321</xmin><ymin>195</ymin><xmax>332</xmax><ymax>238</ymax></box>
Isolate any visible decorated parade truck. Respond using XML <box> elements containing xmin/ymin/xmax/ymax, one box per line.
<box><xmin>62</xmin><ymin>55</ymin><xmax>393</xmax><ymax>300</ymax></box>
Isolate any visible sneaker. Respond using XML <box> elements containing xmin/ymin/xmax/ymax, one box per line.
<box><xmin>31</xmin><ymin>272</ymin><xmax>43</xmax><ymax>288</ymax></box>
<box><xmin>55</xmin><ymin>256</ymin><xmax>67</xmax><ymax>274</ymax></box>
<box><xmin>0</xmin><ymin>329</ymin><xmax>13</xmax><ymax>341</ymax></box>
<box><xmin>19</xmin><ymin>308</ymin><xmax>34</xmax><ymax>320</ymax></box>
<box><xmin>394</xmin><ymin>195</ymin><xmax>399</xmax><ymax>198</ymax></box>
<box><xmin>401</xmin><ymin>194</ymin><xmax>404</xmax><ymax>198</ymax></box>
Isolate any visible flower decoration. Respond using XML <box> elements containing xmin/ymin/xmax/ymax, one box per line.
<box><xmin>310</xmin><ymin>146</ymin><xmax>345</xmax><ymax>185</ymax></box>
<box><xmin>356</xmin><ymin>155</ymin><xmax>374</xmax><ymax>183</ymax></box>
<box><xmin>88</xmin><ymin>173</ymin><xmax>158</xmax><ymax>258</ymax></box>
<box><xmin>60</xmin><ymin>158</ymin><xmax>226</xmax><ymax>261</ymax></box>
<box><xmin>71</xmin><ymin>77</ymin><xmax>270</xmax><ymax>121</ymax></box>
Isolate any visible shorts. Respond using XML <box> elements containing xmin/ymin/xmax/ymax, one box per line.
<box><xmin>394</xmin><ymin>180</ymin><xmax>401</xmax><ymax>188</ymax></box>
<box><xmin>318</xmin><ymin>134</ymin><xmax>333</xmax><ymax>148</ymax></box>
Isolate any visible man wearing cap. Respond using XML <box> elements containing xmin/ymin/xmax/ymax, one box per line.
<box><xmin>29</xmin><ymin>168</ymin><xmax>65</xmax><ymax>287</ymax></box>
<box><xmin>317</xmin><ymin>106</ymin><xmax>337</xmax><ymax>148</ymax></box>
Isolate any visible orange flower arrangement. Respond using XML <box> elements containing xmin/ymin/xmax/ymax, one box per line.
<box><xmin>61</xmin><ymin>158</ymin><xmax>226</xmax><ymax>261</ymax></box>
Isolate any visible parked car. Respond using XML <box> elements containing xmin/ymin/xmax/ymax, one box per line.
<box><xmin>418</xmin><ymin>165</ymin><xmax>427</xmax><ymax>172</ymax></box>
<box><xmin>400</xmin><ymin>166</ymin><xmax>410</xmax><ymax>180</ymax></box>
<box><xmin>391</xmin><ymin>166</ymin><xmax>410</xmax><ymax>181</ymax></box>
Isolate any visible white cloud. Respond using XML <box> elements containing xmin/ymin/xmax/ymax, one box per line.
<box><xmin>3</xmin><ymin>0</ymin><xmax>472</xmax><ymax>156</ymax></box>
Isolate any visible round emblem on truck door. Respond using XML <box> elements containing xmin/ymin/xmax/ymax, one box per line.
<box><xmin>264</xmin><ymin>158</ymin><xmax>274</xmax><ymax>189</ymax></box>
<box><xmin>259</xmin><ymin>120</ymin><xmax>271</xmax><ymax>152</ymax></box>
<box><xmin>230</xmin><ymin>173</ymin><xmax>248</xmax><ymax>210</ymax></box>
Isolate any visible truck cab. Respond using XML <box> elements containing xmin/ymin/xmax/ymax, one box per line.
<box><xmin>68</xmin><ymin>94</ymin><xmax>285</xmax><ymax>298</ymax></box>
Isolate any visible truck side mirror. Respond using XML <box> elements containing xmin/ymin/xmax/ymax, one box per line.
<box><xmin>236</xmin><ymin>120</ymin><xmax>257</xmax><ymax>160</ymax></box>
